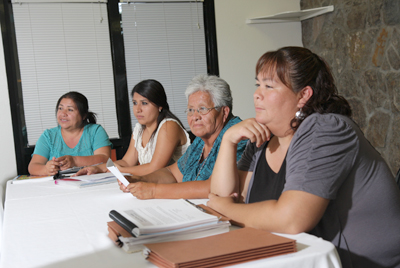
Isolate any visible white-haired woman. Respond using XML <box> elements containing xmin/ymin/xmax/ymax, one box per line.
<box><xmin>119</xmin><ymin>74</ymin><xmax>247</xmax><ymax>199</ymax></box>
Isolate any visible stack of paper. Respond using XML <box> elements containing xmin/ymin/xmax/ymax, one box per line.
<box><xmin>143</xmin><ymin>227</ymin><xmax>297</xmax><ymax>268</ymax></box>
<box><xmin>108</xmin><ymin>220</ymin><xmax>230</xmax><ymax>253</ymax></box>
<box><xmin>54</xmin><ymin>173</ymin><xmax>127</xmax><ymax>188</ymax></box>
<box><xmin>108</xmin><ymin>199</ymin><xmax>231</xmax><ymax>253</ymax></box>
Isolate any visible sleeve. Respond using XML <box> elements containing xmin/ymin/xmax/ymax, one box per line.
<box><xmin>32</xmin><ymin>130</ymin><xmax>51</xmax><ymax>160</ymax></box>
<box><xmin>284</xmin><ymin>114</ymin><xmax>359</xmax><ymax>200</ymax></box>
<box><xmin>237</xmin><ymin>140</ymin><xmax>264</xmax><ymax>172</ymax></box>
<box><xmin>91</xmin><ymin>124</ymin><xmax>112</xmax><ymax>151</ymax></box>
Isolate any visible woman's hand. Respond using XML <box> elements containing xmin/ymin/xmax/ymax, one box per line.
<box><xmin>207</xmin><ymin>192</ymin><xmax>237</xmax><ymax>214</ymax></box>
<box><xmin>45</xmin><ymin>157</ymin><xmax>60</xmax><ymax>175</ymax></box>
<box><xmin>126</xmin><ymin>182</ymin><xmax>157</xmax><ymax>199</ymax></box>
<box><xmin>74</xmin><ymin>165</ymin><xmax>104</xmax><ymax>176</ymax></box>
<box><xmin>118</xmin><ymin>180</ymin><xmax>130</xmax><ymax>193</ymax></box>
<box><xmin>224</xmin><ymin>118</ymin><xmax>271</xmax><ymax>147</ymax></box>
<box><xmin>118</xmin><ymin>175</ymin><xmax>143</xmax><ymax>193</ymax></box>
<box><xmin>56</xmin><ymin>155</ymin><xmax>77</xmax><ymax>170</ymax></box>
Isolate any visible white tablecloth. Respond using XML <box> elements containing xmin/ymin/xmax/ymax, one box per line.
<box><xmin>0</xmin><ymin>180</ymin><xmax>341</xmax><ymax>268</ymax></box>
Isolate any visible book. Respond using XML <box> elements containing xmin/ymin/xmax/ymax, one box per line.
<box><xmin>109</xmin><ymin>199</ymin><xmax>224</xmax><ymax>237</ymax></box>
<box><xmin>107</xmin><ymin>202</ymin><xmax>231</xmax><ymax>253</ymax></box>
<box><xmin>54</xmin><ymin>173</ymin><xmax>129</xmax><ymax>188</ymax></box>
<box><xmin>143</xmin><ymin>227</ymin><xmax>297</xmax><ymax>268</ymax></box>
<box><xmin>108</xmin><ymin>220</ymin><xmax>230</xmax><ymax>253</ymax></box>
<box><xmin>12</xmin><ymin>175</ymin><xmax>54</xmax><ymax>184</ymax></box>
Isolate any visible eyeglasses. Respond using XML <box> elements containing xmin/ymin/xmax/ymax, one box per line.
<box><xmin>185</xmin><ymin>106</ymin><xmax>220</xmax><ymax>116</ymax></box>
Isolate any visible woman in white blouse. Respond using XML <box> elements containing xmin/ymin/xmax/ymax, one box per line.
<box><xmin>77</xmin><ymin>79</ymin><xmax>190</xmax><ymax>176</ymax></box>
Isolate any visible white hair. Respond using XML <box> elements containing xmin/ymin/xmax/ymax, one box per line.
<box><xmin>185</xmin><ymin>74</ymin><xmax>233</xmax><ymax>111</ymax></box>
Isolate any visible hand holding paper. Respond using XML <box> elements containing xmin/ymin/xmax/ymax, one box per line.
<box><xmin>106</xmin><ymin>158</ymin><xmax>130</xmax><ymax>187</ymax></box>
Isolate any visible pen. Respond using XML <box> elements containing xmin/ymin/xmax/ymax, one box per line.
<box><xmin>184</xmin><ymin>199</ymin><xmax>206</xmax><ymax>212</ymax></box>
<box><xmin>54</xmin><ymin>178</ymin><xmax>81</xmax><ymax>185</ymax></box>
<box><xmin>53</xmin><ymin>162</ymin><xmax>104</xmax><ymax>180</ymax></box>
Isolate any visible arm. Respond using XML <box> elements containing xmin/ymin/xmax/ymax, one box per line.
<box><xmin>211</xmin><ymin>118</ymin><xmax>270</xmax><ymax>197</ymax></box>
<box><xmin>28</xmin><ymin>155</ymin><xmax>60</xmax><ymax>176</ymax></box>
<box><xmin>127</xmin><ymin>179</ymin><xmax>211</xmax><ymax>200</ymax></box>
<box><xmin>56</xmin><ymin>145</ymin><xmax>111</xmax><ymax>170</ymax></box>
<box><xmin>117</xmin><ymin>121</ymin><xmax>185</xmax><ymax>175</ymax></box>
<box><xmin>119</xmin><ymin>162</ymin><xmax>182</xmax><ymax>192</ymax></box>
<box><xmin>207</xmin><ymin>190</ymin><xmax>329</xmax><ymax>234</ymax></box>
<box><xmin>75</xmin><ymin>136</ymin><xmax>138</xmax><ymax>175</ymax></box>
<box><xmin>124</xmin><ymin>162</ymin><xmax>212</xmax><ymax>199</ymax></box>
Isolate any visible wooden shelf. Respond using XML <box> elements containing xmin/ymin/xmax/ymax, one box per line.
<box><xmin>246</xmin><ymin>5</ymin><xmax>334</xmax><ymax>24</ymax></box>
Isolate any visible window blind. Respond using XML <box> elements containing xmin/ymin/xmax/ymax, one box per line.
<box><xmin>13</xmin><ymin>2</ymin><xmax>119</xmax><ymax>146</ymax></box>
<box><xmin>121</xmin><ymin>1</ymin><xmax>207</xmax><ymax>130</ymax></box>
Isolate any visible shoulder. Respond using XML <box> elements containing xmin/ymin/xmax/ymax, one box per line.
<box><xmin>157</xmin><ymin>118</ymin><xmax>187</xmax><ymax>138</ymax></box>
<box><xmin>41</xmin><ymin>126</ymin><xmax>60</xmax><ymax>139</ymax></box>
<box><xmin>218</xmin><ymin>116</ymin><xmax>242</xmax><ymax>139</ymax></box>
<box><xmin>84</xmin><ymin>123</ymin><xmax>104</xmax><ymax>133</ymax></box>
<box><xmin>226</xmin><ymin>116</ymin><xmax>242</xmax><ymax>127</ymax></box>
<box><xmin>186</xmin><ymin>136</ymin><xmax>203</xmax><ymax>151</ymax></box>
<box><xmin>294</xmin><ymin>113</ymin><xmax>358</xmax><ymax>143</ymax></box>
<box><xmin>132</xmin><ymin>123</ymin><xmax>143</xmax><ymax>138</ymax></box>
<box><xmin>159</xmin><ymin>118</ymin><xmax>182</xmax><ymax>130</ymax></box>
<box><xmin>299</xmin><ymin>113</ymin><xmax>355</xmax><ymax>131</ymax></box>
<box><xmin>83</xmin><ymin>124</ymin><xmax>110</xmax><ymax>140</ymax></box>
<box><xmin>288</xmin><ymin>113</ymin><xmax>360</xmax><ymax>171</ymax></box>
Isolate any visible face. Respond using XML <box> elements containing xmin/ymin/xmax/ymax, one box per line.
<box><xmin>254</xmin><ymin>72</ymin><xmax>301</xmax><ymax>133</ymax></box>
<box><xmin>132</xmin><ymin>92</ymin><xmax>160</xmax><ymax>126</ymax></box>
<box><xmin>57</xmin><ymin>98</ymin><xmax>83</xmax><ymax>130</ymax></box>
<box><xmin>187</xmin><ymin>91</ymin><xmax>227</xmax><ymax>141</ymax></box>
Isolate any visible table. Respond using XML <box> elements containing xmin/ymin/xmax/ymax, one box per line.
<box><xmin>1</xmin><ymin>180</ymin><xmax>342</xmax><ymax>268</ymax></box>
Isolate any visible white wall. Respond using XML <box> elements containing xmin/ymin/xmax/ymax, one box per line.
<box><xmin>0</xmin><ymin>21</ymin><xmax>18</xmax><ymax>188</ymax></box>
<box><xmin>214</xmin><ymin>0</ymin><xmax>303</xmax><ymax>120</ymax></box>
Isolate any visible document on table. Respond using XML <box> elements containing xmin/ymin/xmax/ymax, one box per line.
<box><xmin>110</xmin><ymin>199</ymin><xmax>219</xmax><ymax>237</ymax></box>
<box><xmin>12</xmin><ymin>175</ymin><xmax>54</xmax><ymax>184</ymax></box>
<box><xmin>54</xmin><ymin>172</ymin><xmax>131</xmax><ymax>188</ymax></box>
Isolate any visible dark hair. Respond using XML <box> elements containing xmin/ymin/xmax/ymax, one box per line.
<box><xmin>56</xmin><ymin>91</ymin><xmax>96</xmax><ymax>126</ymax></box>
<box><xmin>131</xmin><ymin>79</ymin><xmax>185</xmax><ymax>139</ymax></box>
<box><xmin>256</xmin><ymin>46</ymin><xmax>352</xmax><ymax>131</ymax></box>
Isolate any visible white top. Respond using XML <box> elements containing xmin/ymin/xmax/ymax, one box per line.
<box><xmin>132</xmin><ymin>118</ymin><xmax>190</xmax><ymax>165</ymax></box>
<box><xmin>1</xmin><ymin>180</ymin><xmax>342</xmax><ymax>268</ymax></box>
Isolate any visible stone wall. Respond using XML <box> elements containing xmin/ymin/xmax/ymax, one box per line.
<box><xmin>301</xmin><ymin>0</ymin><xmax>400</xmax><ymax>175</ymax></box>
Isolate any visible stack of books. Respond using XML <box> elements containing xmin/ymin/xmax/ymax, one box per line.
<box><xmin>143</xmin><ymin>227</ymin><xmax>297</xmax><ymax>268</ymax></box>
<box><xmin>107</xmin><ymin>199</ymin><xmax>231</xmax><ymax>253</ymax></box>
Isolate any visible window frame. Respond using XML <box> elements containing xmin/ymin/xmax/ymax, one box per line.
<box><xmin>0</xmin><ymin>0</ymin><xmax>218</xmax><ymax>175</ymax></box>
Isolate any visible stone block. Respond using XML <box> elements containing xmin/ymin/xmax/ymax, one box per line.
<box><xmin>383</xmin><ymin>0</ymin><xmax>400</xmax><ymax>26</ymax></box>
<box><xmin>387</xmin><ymin>46</ymin><xmax>400</xmax><ymax>70</ymax></box>
<box><xmin>372</xmin><ymin>28</ymin><xmax>389</xmax><ymax>67</ymax></box>
<box><xmin>347</xmin><ymin>31</ymin><xmax>373</xmax><ymax>69</ymax></box>
<box><xmin>365</xmin><ymin>110</ymin><xmax>390</xmax><ymax>148</ymax></box>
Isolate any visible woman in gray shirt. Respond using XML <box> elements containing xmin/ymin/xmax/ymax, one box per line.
<box><xmin>208</xmin><ymin>47</ymin><xmax>400</xmax><ymax>268</ymax></box>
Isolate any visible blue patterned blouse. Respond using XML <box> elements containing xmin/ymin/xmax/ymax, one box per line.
<box><xmin>178</xmin><ymin>116</ymin><xmax>247</xmax><ymax>182</ymax></box>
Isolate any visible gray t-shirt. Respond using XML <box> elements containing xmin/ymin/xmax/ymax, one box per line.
<box><xmin>238</xmin><ymin>113</ymin><xmax>400</xmax><ymax>268</ymax></box>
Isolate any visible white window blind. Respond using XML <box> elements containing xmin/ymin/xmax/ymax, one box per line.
<box><xmin>121</xmin><ymin>2</ymin><xmax>207</xmax><ymax>130</ymax></box>
<box><xmin>13</xmin><ymin>2</ymin><xmax>119</xmax><ymax>146</ymax></box>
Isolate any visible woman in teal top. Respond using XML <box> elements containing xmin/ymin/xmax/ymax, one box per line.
<box><xmin>28</xmin><ymin>91</ymin><xmax>112</xmax><ymax>176</ymax></box>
